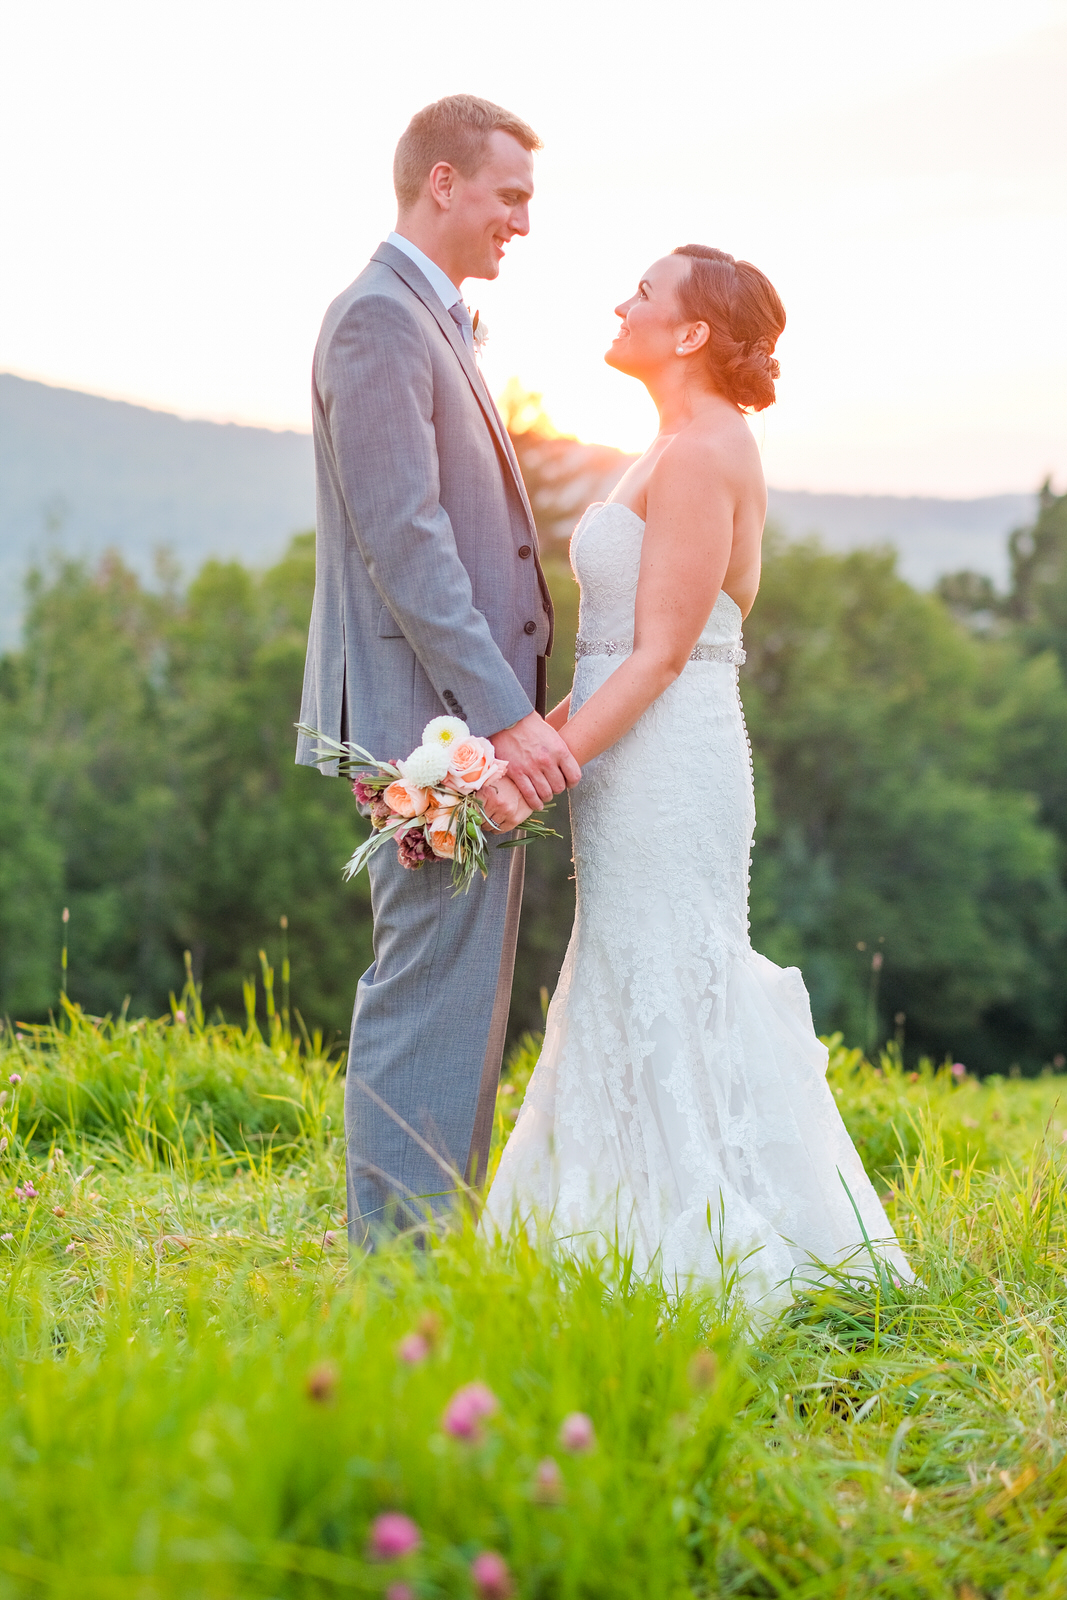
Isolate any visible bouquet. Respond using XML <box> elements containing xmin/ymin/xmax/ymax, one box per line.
<box><xmin>296</xmin><ymin>716</ymin><xmax>560</xmax><ymax>893</ymax></box>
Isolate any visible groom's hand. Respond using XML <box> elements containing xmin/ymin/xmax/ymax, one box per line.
<box><xmin>489</xmin><ymin>712</ymin><xmax>582</xmax><ymax>808</ymax></box>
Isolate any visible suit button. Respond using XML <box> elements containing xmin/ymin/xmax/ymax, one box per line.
<box><xmin>523</xmin><ymin>620</ymin><xmax>537</xmax><ymax>635</ymax></box>
<box><xmin>518</xmin><ymin>544</ymin><xmax>532</xmax><ymax>559</ymax></box>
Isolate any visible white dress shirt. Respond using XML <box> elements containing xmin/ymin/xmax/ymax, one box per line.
<box><xmin>386</xmin><ymin>231</ymin><xmax>462</xmax><ymax>312</ymax></box>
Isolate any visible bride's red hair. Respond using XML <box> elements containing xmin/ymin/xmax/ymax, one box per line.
<box><xmin>672</xmin><ymin>245</ymin><xmax>785</xmax><ymax>412</ymax></box>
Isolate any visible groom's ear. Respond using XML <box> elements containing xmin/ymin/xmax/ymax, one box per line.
<box><xmin>427</xmin><ymin>160</ymin><xmax>458</xmax><ymax>211</ymax></box>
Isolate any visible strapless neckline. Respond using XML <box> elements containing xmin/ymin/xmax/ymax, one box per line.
<box><xmin>580</xmin><ymin>501</ymin><xmax>744</xmax><ymax>627</ymax></box>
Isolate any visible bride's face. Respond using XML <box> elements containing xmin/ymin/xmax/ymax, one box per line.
<box><xmin>606</xmin><ymin>256</ymin><xmax>696</xmax><ymax>379</ymax></box>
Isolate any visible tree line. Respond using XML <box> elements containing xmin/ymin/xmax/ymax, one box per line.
<box><xmin>2</xmin><ymin>470</ymin><xmax>1067</xmax><ymax>1072</ymax></box>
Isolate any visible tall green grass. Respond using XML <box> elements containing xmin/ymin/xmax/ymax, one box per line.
<box><xmin>1</xmin><ymin>1003</ymin><xmax>1066</xmax><ymax>1597</ymax></box>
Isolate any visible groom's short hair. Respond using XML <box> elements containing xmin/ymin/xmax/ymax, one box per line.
<box><xmin>394</xmin><ymin>95</ymin><xmax>542</xmax><ymax>208</ymax></box>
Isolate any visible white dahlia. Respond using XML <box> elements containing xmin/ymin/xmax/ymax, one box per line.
<box><xmin>399</xmin><ymin>742</ymin><xmax>451</xmax><ymax>788</ymax></box>
<box><xmin>422</xmin><ymin>715</ymin><xmax>469</xmax><ymax>750</ymax></box>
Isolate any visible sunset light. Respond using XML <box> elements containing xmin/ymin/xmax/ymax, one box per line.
<box><xmin>1</xmin><ymin>0</ymin><xmax>1064</xmax><ymax>494</ymax></box>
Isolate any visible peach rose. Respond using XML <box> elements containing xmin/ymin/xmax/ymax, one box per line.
<box><xmin>447</xmin><ymin>736</ymin><xmax>509</xmax><ymax>794</ymax></box>
<box><xmin>383</xmin><ymin>778</ymin><xmax>430</xmax><ymax>818</ymax></box>
<box><xmin>425</xmin><ymin>800</ymin><xmax>459</xmax><ymax>860</ymax></box>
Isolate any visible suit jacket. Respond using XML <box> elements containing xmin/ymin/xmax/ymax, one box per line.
<box><xmin>296</xmin><ymin>240</ymin><xmax>553</xmax><ymax>771</ymax></box>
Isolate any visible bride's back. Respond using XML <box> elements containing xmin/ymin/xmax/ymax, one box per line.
<box><xmin>609</xmin><ymin>402</ymin><xmax>767</xmax><ymax>620</ymax></box>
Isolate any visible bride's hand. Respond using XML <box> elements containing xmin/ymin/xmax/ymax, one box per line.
<box><xmin>481</xmin><ymin>773</ymin><xmax>534</xmax><ymax>833</ymax></box>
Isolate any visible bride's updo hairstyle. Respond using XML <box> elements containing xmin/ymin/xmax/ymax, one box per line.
<box><xmin>671</xmin><ymin>245</ymin><xmax>786</xmax><ymax>411</ymax></box>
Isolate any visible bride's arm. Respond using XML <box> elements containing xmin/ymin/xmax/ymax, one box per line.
<box><xmin>559</xmin><ymin>436</ymin><xmax>736</xmax><ymax>766</ymax></box>
<box><xmin>545</xmin><ymin>695</ymin><xmax>571</xmax><ymax>732</ymax></box>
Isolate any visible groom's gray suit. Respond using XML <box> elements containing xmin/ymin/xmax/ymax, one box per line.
<box><xmin>297</xmin><ymin>240</ymin><xmax>553</xmax><ymax>1241</ymax></box>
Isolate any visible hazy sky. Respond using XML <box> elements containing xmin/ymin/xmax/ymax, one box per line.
<box><xmin>2</xmin><ymin>0</ymin><xmax>1065</xmax><ymax>494</ymax></box>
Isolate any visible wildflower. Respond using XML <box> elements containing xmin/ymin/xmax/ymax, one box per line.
<box><xmin>951</xmin><ymin>1061</ymin><xmax>966</xmax><ymax>1079</ymax></box>
<box><xmin>0</xmin><ymin>1233</ymin><xmax>13</xmax><ymax>1242</ymax></box>
<box><xmin>174</xmin><ymin>1009</ymin><xmax>186</xmax><ymax>1024</ymax></box>
<box><xmin>559</xmin><ymin>1411</ymin><xmax>596</xmax><ymax>1453</ymax></box>
<box><xmin>416</xmin><ymin>1310</ymin><xmax>442</xmax><ymax>1347</ymax></box>
<box><xmin>397</xmin><ymin>1331</ymin><xmax>430</xmax><ymax>1364</ymax></box>
<box><xmin>64</xmin><ymin>1241</ymin><xmax>77</xmax><ymax>1254</ymax></box>
<box><xmin>443</xmin><ymin>1381</ymin><xmax>498</xmax><ymax>1440</ymax></box>
<box><xmin>9</xmin><ymin>1074</ymin><xmax>21</xmax><ymax>1086</ymax></box>
<box><xmin>321</xmin><ymin>1229</ymin><xmax>340</xmax><ymax>1249</ymax></box>
<box><xmin>471</xmin><ymin>1550</ymin><xmax>513</xmax><ymax>1599</ymax></box>
<box><xmin>533</xmin><ymin>1455</ymin><xmax>564</xmax><ymax>1502</ymax></box>
<box><xmin>52</xmin><ymin>1206</ymin><xmax>66</xmax><ymax>1218</ymax></box>
<box><xmin>368</xmin><ymin>1512</ymin><xmax>421</xmax><ymax>1560</ymax></box>
<box><xmin>687</xmin><ymin>1349</ymin><xmax>718</xmax><ymax>1392</ymax></box>
<box><xmin>305</xmin><ymin>1361</ymin><xmax>339</xmax><ymax>1403</ymax></box>
<box><xmin>385</xmin><ymin>1586</ymin><xmax>415</xmax><ymax>1600</ymax></box>
<box><xmin>15</xmin><ymin>1182</ymin><xmax>39</xmax><ymax>1201</ymax></box>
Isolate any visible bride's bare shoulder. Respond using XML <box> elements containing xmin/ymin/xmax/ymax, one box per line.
<box><xmin>651</xmin><ymin>409</ymin><xmax>763</xmax><ymax>502</ymax></box>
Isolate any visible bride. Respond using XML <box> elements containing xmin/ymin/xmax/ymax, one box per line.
<box><xmin>485</xmin><ymin>244</ymin><xmax>911</xmax><ymax>1311</ymax></box>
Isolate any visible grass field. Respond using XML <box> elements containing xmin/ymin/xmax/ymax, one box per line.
<box><xmin>2</xmin><ymin>988</ymin><xmax>1067</xmax><ymax>1599</ymax></box>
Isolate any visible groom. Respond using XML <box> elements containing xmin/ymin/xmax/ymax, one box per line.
<box><xmin>297</xmin><ymin>94</ymin><xmax>581</xmax><ymax>1244</ymax></box>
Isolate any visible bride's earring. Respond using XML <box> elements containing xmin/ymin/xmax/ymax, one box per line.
<box><xmin>675</xmin><ymin>345</ymin><xmax>685</xmax><ymax>355</ymax></box>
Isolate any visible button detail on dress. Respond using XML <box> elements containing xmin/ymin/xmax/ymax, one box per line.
<box><xmin>523</xmin><ymin>620</ymin><xmax>537</xmax><ymax>635</ymax></box>
<box><xmin>518</xmin><ymin>545</ymin><xmax>531</xmax><ymax>559</ymax></box>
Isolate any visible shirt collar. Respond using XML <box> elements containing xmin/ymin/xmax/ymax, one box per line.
<box><xmin>386</xmin><ymin>231</ymin><xmax>462</xmax><ymax>312</ymax></box>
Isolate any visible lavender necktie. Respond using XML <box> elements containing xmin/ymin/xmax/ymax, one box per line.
<box><xmin>448</xmin><ymin>300</ymin><xmax>474</xmax><ymax>352</ymax></box>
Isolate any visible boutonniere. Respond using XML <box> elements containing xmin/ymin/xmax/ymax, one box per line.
<box><xmin>471</xmin><ymin>309</ymin><xmax>489</xmax><ymax>355</ymax></box>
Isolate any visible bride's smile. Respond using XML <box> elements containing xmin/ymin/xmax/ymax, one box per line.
<box><xmin>605</xmin><ymin>254</ymin><xmax>709</xmax><ymax>382</ymax></box>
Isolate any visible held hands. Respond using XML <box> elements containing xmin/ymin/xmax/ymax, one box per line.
<box><xmin>489</xmin><ymin>711</ymin><xmax>582</xmax><ymax>810</ymax></box>
<box><xmin>480</xmin><ymin>773</ymin><xmax>534</xmax><ymax>833</ymax></box>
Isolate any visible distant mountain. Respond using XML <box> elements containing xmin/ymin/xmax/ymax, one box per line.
<box><xmin>764</xmin><ymin>487</ymin><xmax>1033</xmax><ymax>591</ymax></box>
<box><xmin>0</xmin><ymin>374</ymin><xmax>315</xmax><ymax>647</ymax></box>
<box><xmin>0</xmin><ymin>372</ymin><xmax>1037</xmax><ymax>648</ymax></box>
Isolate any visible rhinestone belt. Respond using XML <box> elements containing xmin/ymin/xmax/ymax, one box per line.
<box><xmin>575</xmin><ymin>637</ymin><xmax>746</xmax><ymax>665</ymax></box>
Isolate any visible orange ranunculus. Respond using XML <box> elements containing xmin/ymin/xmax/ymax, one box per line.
<box><xmin>447</xmin><ymin>736</ymin><xmax>509</xmax><ymax>794</ymax></box>
<box><xmin>383</xmin><ymin>778</ymin><xmax>430</xmax><ymax>818</ymax></box>
<box><xmin>427</xmin><ymin>826</ymin><xmax>457</xmax><ymax>860</ymax></box>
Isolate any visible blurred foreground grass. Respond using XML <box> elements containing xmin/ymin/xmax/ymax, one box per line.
<box><xmin>2</xmin><ymin>997</ymin><xmax>1067</xmax><ymax>1598</ymax></box>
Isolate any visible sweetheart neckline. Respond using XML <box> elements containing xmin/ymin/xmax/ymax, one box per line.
<box><xmin>580</xmin><ymin>501</ymin><xmax>744</xmax><ymax>626</ymax></box>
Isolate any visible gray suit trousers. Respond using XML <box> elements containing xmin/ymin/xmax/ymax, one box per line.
<box><xmin>345</xmin><ymin>841</ymin><xmax>524</xmax><ymax>1242</ymax></box>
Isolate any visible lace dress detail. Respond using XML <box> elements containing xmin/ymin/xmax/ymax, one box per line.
<box><xmin>485</xmin><ymin>502</ymin><xmax>911</xmax><ymax>1313</ymax></box>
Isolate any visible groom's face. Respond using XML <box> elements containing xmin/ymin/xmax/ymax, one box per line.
<box><xmin>446</xmin><ymin>131</ymin><xmax>534</xmax><ymax>282</ymax></box>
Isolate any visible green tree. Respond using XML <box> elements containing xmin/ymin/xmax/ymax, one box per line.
<box><xmin>744</xmin><ymin>536</ymin><xmax>1067</xmax><ymax>1069</ymax></box>
<box><xmin>1</xmin><ymin>540</ymin><xmax>372</xmax><ymax>1037</ymax></box>
<box><xmin>0</xmin><ymin>654</ymin><xmax>64</xmax><ymax>1015</ymax></box>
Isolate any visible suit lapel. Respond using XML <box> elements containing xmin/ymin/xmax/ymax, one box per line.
<box><xmin>372</xmin><ymin>243</ymin><xmax>536</xmax><ymax>535</ymax></box>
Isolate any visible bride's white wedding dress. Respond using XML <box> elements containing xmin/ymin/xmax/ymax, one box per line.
<box><xmin>485</xmin><ymin>502</ymin><xmax>911</xmax><ymax>1312</ymax></box>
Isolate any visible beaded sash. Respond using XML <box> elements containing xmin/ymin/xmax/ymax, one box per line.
<box><xmin>575</xmin><ymin>637</ymin><xmax>746</xmax><ymax>665</ymax></box>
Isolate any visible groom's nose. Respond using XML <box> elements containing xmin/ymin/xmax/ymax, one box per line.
<box><xmin>509</xmin><ymin>203</ymin><xmax>531</xmax><ymax>237</ymax></box>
